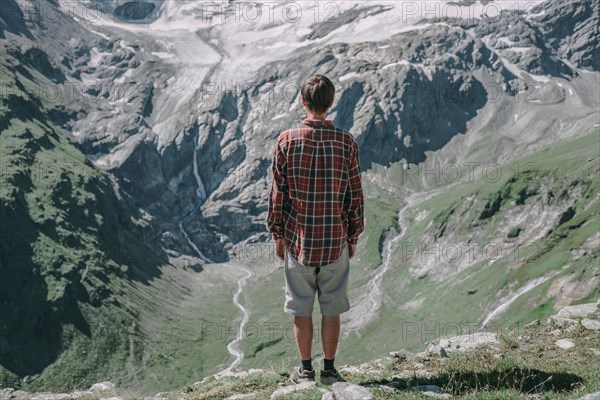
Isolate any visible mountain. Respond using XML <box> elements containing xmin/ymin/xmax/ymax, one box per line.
<box><xmin>0</xmin><ymin>0</ymin><xmax>598</xmax><ymax>393</ymax></box>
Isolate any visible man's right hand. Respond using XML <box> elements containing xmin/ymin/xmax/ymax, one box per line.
<box><xmin>348</xmin><ymin>243</ymin><xmax>357</xmax><ymax>259</ymax></box>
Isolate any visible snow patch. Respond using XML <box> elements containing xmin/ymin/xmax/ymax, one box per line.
<box><xmin>339</xmin><ymin>72</ymin><xmax>362</xmax><ymax>82</ymax></box>
<box><xmin>152</xmin><ymin>51</ymin><xmax>174</xmax><ymax>59</ymax></box>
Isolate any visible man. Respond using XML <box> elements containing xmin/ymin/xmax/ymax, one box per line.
<box><xmin>266</xmin><ymin>74</ymin><xmax>365</xmax><ymax>384</ymax></box>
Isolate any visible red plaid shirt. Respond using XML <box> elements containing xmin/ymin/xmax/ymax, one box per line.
<box><xmin>267</xmin><ymin>118</ymin><xmax>365</xmax><ymax>267</ymax></box>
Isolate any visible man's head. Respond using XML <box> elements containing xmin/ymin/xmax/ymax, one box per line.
<box><xmin>301</xmin><ymin>74</ymin><xmax>335</xmax><ymax>115</ymax></box>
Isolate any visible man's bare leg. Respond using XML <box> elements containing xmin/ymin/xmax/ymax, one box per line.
<box><xmin>294</xmin><ymin>316</ymin><xmax>313</xmax><ymax>361</ymax></box>
<box><xmin>322</xmin><ymin>315</ymin><xmax>340</xmax><ymax>360</ymax></box>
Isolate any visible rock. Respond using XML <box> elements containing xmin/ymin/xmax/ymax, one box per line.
<box><xmin>225</xmin><ymin>394</ymin><xmax>257</xmax><ymax>400</ymax></box>
<box><xmin>415</xmin><ymin>370</ymin><xmax>435</xmax><ymax>379</ymax></box>
<box><xmin>438</xmin><ymin>347</ymin><xmax>448</xmax><ymax>358</ymax></box>
<box><xmin>437</xmin><ymin>332</ymin><xmax>500</xmax><ymax>354</ymax></box>
<box><xmin>321</xmin><ymin>391</ymin><xmax>335</xmax><ymax>400</ymax></box>
<box><xmin>338</xmin><ymin>366</ymin><xmax>362</xmax><ymax>375</ymax></box>
<box><xmin>390</xmin><ymin>349</ymin><xmax>415</xmax><ymax>361</ymax></box>
<box><xmin>89</xmin><ymin>381</ymin><xmax>116</xmax><ymax>392</ymax></box>
<box><xmin>581</xmin><ymin>319</ymin><xmax>600</xmax><ymax>330</ymax></box>
<box><xmin>248</xmin><ymin>368</ymin><xmax>264</xmax><ymax>374</ymax></box>
<box><xmin>549</xmin><ymin>303</ymin><xmax>599</xmax><ymax>326</ymax></box>
<box><xmin>412</xmin><ymin>385</ymin><xmax>451</xmax><ymax>398</ymax></box>
<box><xmin>270</xmin><ymin>381</ymin><xmax>316</xmax><ymax>399</ymax></box>
<box><xmin>555</xmin><ymin>339</ymin><xmax>575</xmax><ymax>349</ymax></box>
<box><xmin>524</xmin><ymin>319</ymin><xmax>541</xmax><ymax>328</ymax></box>
<box><xmin>550</xmin><ymin>316</ymin><xmax>579</xmax><ymax>327</ymax></box>
<box><xmin>0</xmin><ymin>389</ymin><xmax>31</xmax><ymax>400</ymax></box>
<box><xmin>394</xmin><ymin>369</ymin><xmax>434</xmax><ymax>380</ymax></box>
<box><xmin>428</xmin><ymin>346</ymin><xmax>448</xmax><ymax>358</ymax></box>
<box><xmin>71</xmin><ymin>391</ymin><xmax>94</xmax><ymax>398</ymax></box>
<box><xmin>331</xmin><ymin>382</ymin><xmax>372</xmax><ymax>400</ymax></box>
<box><xmin>390</xmin><ymin>351</ymin><xmax>406</xmax><ymax>361</ymax></box>
<box><xmin>577</xmin><ymin>392</ymin><xmax>600</xmax><ymax>400</ymax></box>
<box><xmin>99</xmin><ymin>398</ymin><xmax>123</xmax><ymax>400</ymax></box>
<box><xmin>32</xmin><ymin>393</ymin><xmax>72</xmax><ymax>400</ymax></box>
<box><xmin>550</xmin><ymin>329</ymin><xmax>562</xmax><ymax>335</ymax></box>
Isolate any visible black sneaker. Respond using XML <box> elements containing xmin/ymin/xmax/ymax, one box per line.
<box><xmin>320</xmin><ymin>368</ymin><xmax>344</xmax><ymax>385</ymax></box>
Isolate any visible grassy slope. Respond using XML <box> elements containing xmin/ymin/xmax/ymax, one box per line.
<box><xmin>0</xmin><ymin>44</ymin><xmax>240</xmax><ymax>393</ymax></box>
<box><xmin>111</xmin><ymin>306</ymin><xmax>600</xmax><ymax>399</ymax></box>
<box><xmin>345</xmin><ymin>129</ymin><xmax>599</xmax><ymax>362</ymax></box>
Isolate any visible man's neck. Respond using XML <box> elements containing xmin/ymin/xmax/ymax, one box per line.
<box><xmin>305</xmin><ymin>111</ymin><xmax>327</xmax><ymax>121</ymax></box>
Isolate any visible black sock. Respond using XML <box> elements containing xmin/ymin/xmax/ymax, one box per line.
<box><xmin>301</xmin><ymin>359</ymin><xmax>312</xmax><ymax>371</ymax></box>
<box><xmin>324</xmin><ymin>358</ymin><xmax>335</xmax><ymax>371</ymax></box>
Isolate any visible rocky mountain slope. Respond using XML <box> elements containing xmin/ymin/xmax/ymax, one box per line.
<box><xmin>0</xmin><ymin>39</ymin><xmax>236</xmax><ymax>391</ymax></box>
<box><xmin>1</xmin><ymin>0</ymin><xmax>598</xmax><ymax>393</ymax></box>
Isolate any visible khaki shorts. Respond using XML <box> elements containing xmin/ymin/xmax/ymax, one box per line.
<box><xmin>283</xmin><ymin>243</ymin><xmax>351</xmax><ymax>317</ymax></box>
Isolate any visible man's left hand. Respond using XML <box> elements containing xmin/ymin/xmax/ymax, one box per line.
<box><xmin>276</xmin><ymin>238</ymin><xmax>286</xmax><ymax>261</ymax></box>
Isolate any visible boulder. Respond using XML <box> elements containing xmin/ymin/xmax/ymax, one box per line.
<box><xmin>331</xmin><ymin>382</ymin><xmax>373</xmax><ymax>400</ymax></box>
<box><xmin>321</xmin><ymin>391</ymin><xmax>335</xmax><ymax>400</ymax></box>
<box><xmin>437</xmin><ymin>332</ymin><xmax>500</xmax><ymax>354</ymax></box>
<box><xmin>89</xmin><ymin>382</ymin><xmax>116</xmax><ymax>392</ymax></box>
<box><xmin>548</xmin><ymin>303</ymin><xmax>599</xmax><ymax>326</ymax></box>
<box><xmin>581</xmin><ymin>319</ymin><xmax>600</xmax><ymax>330</ymax></box>
<box><xmin>270</xmin><ymin>381</ymin><xmax>316</xmax><ymax>399</ymax></box>
<box><xmin>225</xmin><ymin>394</ymin><xmax>258</xmax><ymax>400</ymax></box>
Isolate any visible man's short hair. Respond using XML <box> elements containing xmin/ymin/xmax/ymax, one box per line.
<box><xmin>301</xmin><ymin>74</ymin><xmax>335</xmax><ymax>114</ymax></box>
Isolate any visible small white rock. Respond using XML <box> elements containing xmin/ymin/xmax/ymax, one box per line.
<box><xmin>555</xmin><ymin>338</ymin><xmax>575</xmax><ymax>349</ymax></box>
<box><xmin>582</xmin><ymin>319</ymin><xmax>600</xmax><ymax>330</ymax></box>
<box><xmin>338</xmin><ymin>366</ymin><xmax>362</xmax><ymax>375</ymax></box>
<box><xmin>577</xmin><ymin>391</ymin><xmax>600</xmax><ymax>400</ymax></box>
<box><xmin>90</xmin><ymin>382</ymin><xmax>116</xmax><ymax>392</ymax></box>
<box><xmin>225</xmin><ymin>393</ymin><xmax>257</xmax><ymax>400</ymax></box>
<box><xmin>270</xmin><ymin>381</ymin><xmax>316</xmax><ymax>399</ymax></box>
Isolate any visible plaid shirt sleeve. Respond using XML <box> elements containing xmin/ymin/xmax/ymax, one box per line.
<box><xmin>344</xmin><ymin>139</ymin><xmax>364</xmax><ymax>245</ymax></box>
<box><xmin>266</xmin><ymin>136</ymin><xmax>288</xmax><ymax>240</ymax></box>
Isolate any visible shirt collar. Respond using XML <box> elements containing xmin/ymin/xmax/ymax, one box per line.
<box><xmin>302</xmin><ymin>118</ymin><xmax>334</xmax><ymax>127</ymax></box>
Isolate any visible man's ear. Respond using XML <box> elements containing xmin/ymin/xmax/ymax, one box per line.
<box><xmin>301</xmin><ymin>96</ymin><xmax>308</xmax><ymax>108</ymax></box>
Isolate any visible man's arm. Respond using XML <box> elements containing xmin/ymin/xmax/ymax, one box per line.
<box><xmin>344</xmin><ymin>139</ymin><xmax>364</xmax><ymax>245</ymax></box>
<box><xmin>266</xmin><ymin>137</ymin><xmax>288</xmax><ymax>240</ymax></box>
